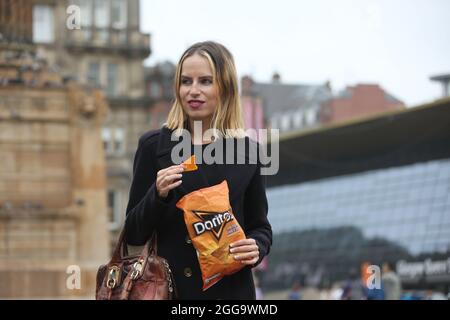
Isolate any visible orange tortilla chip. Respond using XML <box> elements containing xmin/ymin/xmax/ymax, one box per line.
<box><xmin>182</xmin><ymin>155</ymin><xmax>198</xmax><ymax>172</ymax></box>
<box><xmin>176</xmin><ymin>180</ymin><xmax>246</xmax><ymax>291</ymax></box>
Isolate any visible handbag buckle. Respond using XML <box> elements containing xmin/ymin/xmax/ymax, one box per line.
<box><xmin>106</xmin><ymin>266</ymin><xmax>120</xmax><ymax>289</ymax></box>
<box><xmin>131</xmin><ymin>259</ymin><xmax>144</xmax><ymax>280</ymax></box>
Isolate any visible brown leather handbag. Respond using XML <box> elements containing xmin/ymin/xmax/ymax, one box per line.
<box><xmin>95</xmin><ymin>230</ymin><xmax>176</xmax><ymax>300</ymax></box>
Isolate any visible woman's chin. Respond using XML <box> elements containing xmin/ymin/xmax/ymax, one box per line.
<box><xmin>186</xmin><ymin>113</ymin><xmax>212</xmax><ymax>122</ymax></box>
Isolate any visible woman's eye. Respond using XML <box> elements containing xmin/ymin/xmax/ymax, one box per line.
<box><xmin>202</xmin><ymin>79</ymin><xmax>212</xmax><ymax>84</ymax></box>
<box><xmin>181</xmin><ymin>79</ymin><xmax>191</xmax><ymax>85</ymax></box>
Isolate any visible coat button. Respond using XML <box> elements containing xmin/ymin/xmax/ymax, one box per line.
<box><xmin>185</xmin><ymin>236</ymin><xmax>192</xmax><ymax>244</ymax></box>
<box><xmin>184</xmin><ymin>268</ymin><xmax>192</xmax><ymax>278</ymax></box>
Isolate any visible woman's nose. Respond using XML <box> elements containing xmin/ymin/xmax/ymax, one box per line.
<box><xmin>189</xmin><ymin>82</ymin><xmax>201</xmax><ymax>95</ymax></box>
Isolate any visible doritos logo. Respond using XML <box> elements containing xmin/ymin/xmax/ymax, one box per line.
<box><xmin>192</xmin><ymin>210</ymin><xmax>234</xmax><ymax>239</ymax></box>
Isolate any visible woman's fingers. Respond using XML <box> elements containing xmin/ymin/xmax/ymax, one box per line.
<box><xmin>229</xmin><ymin>238</ymin><xmax>259</xmax><ymax>264</ymax></box>
<box><xmin>239</xmin><ymin>257</ymin><xmax>259</xmax><ymax>265</ymax></box>
<box><xmin>156</xmin><ymin>165</ymin><xmax>185</xmax><ymax>198</ymax></box>
<box><xmin>161</xmin><ymin>173</ymin><xmax>182</xmax><ymax>185</ymax></box>
<box><xmin>229</xmin><ymin>244</ymin><xmax>259</xmax><ymax>254</ymax></box>
<box><xmin>157</xmin><ymin>165</ymin><xmax>185</xmax><ymax>178</ymax></box>
<box><xmin>159</xmin><ymin>179</ymin><xmax>182</xmax><ymax>195</ymax></box>
<box><xmin>157</xmin><ymin>175</ymin><xmax>182</xmax><ymax>197</ymax></box>
<box><xmin>230</xmin><ymin>238</ymin><xmax>257</xmax><ymax>248</ymax></box>
<box><xmin>233</xmin><ymin>251</ymin><xmax>259</xmax><ymax>261</ymax></box>
<box><xmin>235</xmin><ymin>252</ymin><xmax>259</xmax><ymax>265</ymax></box>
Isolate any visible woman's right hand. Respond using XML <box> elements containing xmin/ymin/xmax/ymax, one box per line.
<box><xmin>156</xmin><ymin>164</ymin><xmax>185</xmax><ymax>198</ymax></box>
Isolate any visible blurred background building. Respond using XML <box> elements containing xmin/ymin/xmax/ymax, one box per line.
<box><xmin>144</xmin><ymin>61</ymin><xmax>175</xmax><ymax>130</ymax></box>
<box><xmin>320</xmin><ymin>84</ymin><xmax>405</xmax><ymax>125</ymax></box>
<box><xmin>261</xmin><ymin>96</ymin><xmax>450</xmax><ymax>297</ymax></box>
<box><xmin>241</xmin><ymin>73</ymin><xmax>332</xmax><ymax>133</ymax></box>
<box><xmin>240</xmin><ymin>73</ymin><xmax>405</xmax><ymax>135</ymax></box>
<box><xmin>0</xmin><ymin>0</ymin><xmax>110</xmax><ymax>298</ymax></box>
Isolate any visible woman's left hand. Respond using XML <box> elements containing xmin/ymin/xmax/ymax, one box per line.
<box><xmin>229</xmin><ymin>238</ymin><xmax>260</xmax><ymax>266</ymax></box>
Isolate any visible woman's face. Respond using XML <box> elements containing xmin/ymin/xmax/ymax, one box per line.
<box><xmin>179</xmin><ymin>54</ymin><xmax>219</xmax><ymax>126</ymax></box>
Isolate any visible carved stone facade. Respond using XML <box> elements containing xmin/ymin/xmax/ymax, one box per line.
<box><xmin>0</xmin><ymin>0</ymin><xmax>33</xmax><ymax>45</ymax></box>
<box><xmin>0</xmin><ymin>51</ymin><xmax>109</xmax><ymax>298</ymax></box>
<box><xmin>31</xmin><ymin>0</ymin><xmax>155</xmax><ymax>249</ymax></box>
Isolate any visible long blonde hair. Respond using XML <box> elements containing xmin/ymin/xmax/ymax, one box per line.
<box><xmin>165</xmin><ymin>41</ymin><xmax>245</xmax><ymax>138</ymax></box>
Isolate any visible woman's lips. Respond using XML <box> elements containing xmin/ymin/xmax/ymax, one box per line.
<box><xmin>188</xmin><ymin>100</ymin><xmax>205</xmax><ymax>108</ymax></box>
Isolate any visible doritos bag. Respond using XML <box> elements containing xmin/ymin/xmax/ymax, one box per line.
<box><xmin>176</xmin><ymin>180</ymin><xmax>246</xmax><ymax>290</ymax></box>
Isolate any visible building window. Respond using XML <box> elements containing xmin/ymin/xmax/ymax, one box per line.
<box><xmin>94</xmin><ymin>0</ymin><xmax>110</xmax><ymax>28</ymax></box>
<box><xmin>293</xmin><ymin>111</ymin><xmax>303</xmax><ymax>128</ymax></box>
<box><xmin>118</xmin><ymin>30</ymin><xmax>127</xmax><ymax>44</ymax></box>
<box><xmin>270</xmin><ymin>116</ymin><xmax>278</xmax><ymax>130</ymax></box>
<box><xmin>107</xmin><ymin>63</ymin><xmax>118</xmax><ymax>96</ymax></box>
<box><xmin>149</xmin><ymin>82</ymin><xmax>162</xmax><ymax>99</ymax></box>
<box><xmin>162</xmin><ymin>81</ymin><xmax>171</xmax><ymax>98</ymax></box>
<box><xmin>111</xmin><ymin>0</ymin><xmax>127</xmax><ymax>29</ymax></box>
<box><xmin>281</xmin><ymin>114</ymin><xmax>290</xmax><ymax>131</ymax></box>
<box><xmin>306</xmin><ymin>109</ymin><xmax>317</xmax><ymax>126</ymax></box>
<box><xmin>97</xmin><ymin>29</ymin><xmax>109</xmax><ymax>43</ymax></box>
<box><xmin>107</xmin><ymin>190</ymin><xmax>121</xmax><ymax>230</ymax></box>
<box><xmin>114</xmin><ymin>128</ymin><xmax>125</xmax><ymax>155</ymax></box>
<box><xmin>78</xmin><ymin>0</ymin><xmax>93</xmax><ymax>27</ymax></box>
<box><xmin>103</xmin><ymin>127</ymin><xmax>126</xmax><ymax>155</ymax></box>
<box><xmin>88</xmin><ymin>62</ymin><xmax>101</xmax><ymax>86</ymax></box>
<box><xmin>102</xmin><ymin>127</ymin><xmax>113</xmax><ymax>154</ymax></box>
<box><xmin>82</xmin><ymin>28</ymin><xmax>92</xmax><ymax>41</ymax></box>
<box><xmin>33</xmin><ymin>5</ymin><xmax>55</xmax><ymax>43</ymax></box>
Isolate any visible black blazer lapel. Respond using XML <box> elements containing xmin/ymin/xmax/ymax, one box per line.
<box><xmin>155</xmin><ymin>126</ymin><xmax>179</xmax><ymax>169</ymax></box>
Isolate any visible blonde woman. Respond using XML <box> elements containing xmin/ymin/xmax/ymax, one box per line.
<box><xmin>125</xmin><ymin>41</ymin><xmax>272</xmax><ymax>299</ymax></box>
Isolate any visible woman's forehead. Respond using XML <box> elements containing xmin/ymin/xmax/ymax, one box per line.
<box><xmin>181</xmin><ymin>54</ymin><xmax>214</xmax><ymax>76</ymax></box>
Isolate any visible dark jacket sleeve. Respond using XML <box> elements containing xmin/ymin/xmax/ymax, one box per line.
<box><xmin>243</xmin><ymin>145</ymin><xmax>273</xmax><ymax>267</ymax></box>
<box><xmin>124</xmin><ymin>133</ymin><xmax>171</xmax><ymax>245</ymax></box>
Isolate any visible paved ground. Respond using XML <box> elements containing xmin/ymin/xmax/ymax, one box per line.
<box><xmin>262</xmin><ymin>287</ymin><xmax>322</xmax><ymax>300</ymax></box>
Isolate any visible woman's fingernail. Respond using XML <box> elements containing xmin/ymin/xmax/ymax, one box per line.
<box><xmin>234</xmin><ymin>255</ymin><xmax>239</xmax><ymax>260</ymax></box>
<box><xmin>230</xmin><ymin>248</ymin><xmax>234</xmax><ymax>253</ymax></box>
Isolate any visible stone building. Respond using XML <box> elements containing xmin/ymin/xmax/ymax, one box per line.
<box><xmin>0</xmin><ymin>0</ymin><xmax>110</xmax><ymax>298</ymax></box>
<box><xmin>31</xmin><ymin>0</ymin><xmax>156</xmax><ymax>246</ymax></box>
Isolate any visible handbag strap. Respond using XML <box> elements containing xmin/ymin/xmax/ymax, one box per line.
<box><xmin>110</xmin><ymin>227</ymin><xmax>158</xmax><ymax>263</ymax></box>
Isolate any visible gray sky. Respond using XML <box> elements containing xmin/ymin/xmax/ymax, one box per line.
<box><xmin>141</xmin><ymin>0</ymin><xmax>450</xmax><ymax>106</ymax></box>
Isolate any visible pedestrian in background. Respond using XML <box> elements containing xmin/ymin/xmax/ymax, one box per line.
<box><xmin>382</xmin><ymin>262</ymin><xmax>402</xmax><ymax>300</ymax></box>
<box><xmin>288</xmin><ymin>281</ymin><xmax>302</xmax><ymax>300</ymax></box>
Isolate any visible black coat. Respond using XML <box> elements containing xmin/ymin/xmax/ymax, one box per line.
<box><xmin>124</xmin><ymin>126</ymin><xmax>272</xmax><ymax>299</ymax></box>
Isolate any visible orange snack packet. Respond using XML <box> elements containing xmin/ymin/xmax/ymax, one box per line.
<box><xmin>181</xmin><ymin>155</ymin><xmax>198</xmax><ymax>172</ymax></box>
<box><xmin>176</xmin><ymin>180</ymin><xmax>246</xmax><ymax>290</ymax></box>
